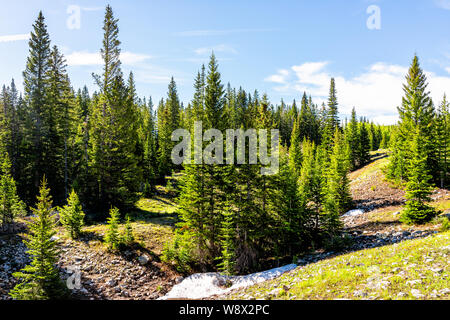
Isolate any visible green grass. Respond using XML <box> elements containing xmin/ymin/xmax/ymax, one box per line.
<box><xmin>225</xmin><ymin>231</ymin><xmax>450</xmax><ymax>300</ymax></box>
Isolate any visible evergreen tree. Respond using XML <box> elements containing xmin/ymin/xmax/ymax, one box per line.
<box><xmin>10</xmin><ymin>177</ymin><xmax>66</xmax><ymax>300</ymax></box>
<box><xmin>123</xmin><ymin>214</ymin><xmax>134</xmax><ymax>245</ymax></box>
<box><xmin>401</xmin><ymin>132</ymin><xmax>437</xmax><ymax>224</ymax></box>
<box><xmin>105</xmin><ymin>207</ymin><xmax>121</xmax><ymax>251</ymax></box>
<box><xmin>435</xmin><ymin>95</ymin><xmax>449</xmax><ymax>188</ymax></box>
<box><xmin>322</xmin><ymin>130</ymin><xmax>351</xmax><ymax>236</ymax></box>
<box><xmin>358</xmin><ymin>121</ymin><xmax>371</xmax><ymax>166</ymax></box>
<box><xmin>21</xmin><ymin>11</ymin><xmax>52</xmax><ymax>204</ymax></box>
<box><xmin>0</xmin><ymin>154</ymin><xmax>26</xmax><ymax>231</ymax></box>
<box><xmin>346</xmin><ymin>107</ymin><xmax>360</xmax><ymax>169</ymax></box>
<box><xmin>59</xmin><ymin>189</ymin><xmax>85</xmax><ymax>239</ymax></box>
<box><xmin>388</xmin><ymin>55</ymin><xmax>437</xmax><ymax>183</ymax></box>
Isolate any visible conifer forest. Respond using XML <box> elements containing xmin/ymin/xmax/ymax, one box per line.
<box><xmin>0</xmin><ymin>2</ymin><xmax>448</xmax><ymax>306</ymax></box>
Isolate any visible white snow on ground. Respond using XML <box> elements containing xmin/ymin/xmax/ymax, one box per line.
<box><xmin>160</xmin><ymin>264</ymin><xmax>297</xmax><ymax>300</ymax></box>
<box><xmin>342</xmin><ymin>209</ymin><xmax>365</xmax><ymax>218</ymax></box>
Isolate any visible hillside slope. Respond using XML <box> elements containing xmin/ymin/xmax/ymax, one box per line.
<box><xmin>220</xmin><ymin>231</ymin><xmax>450</xmax><ymax>300</ymax></box>
<box><xmin>213</xmin><ymin>151</ymin><xmax>450</xmax><ymax>300</ymax></box>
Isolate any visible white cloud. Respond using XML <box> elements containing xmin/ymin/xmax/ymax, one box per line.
<box><xmin>0</xmin><ymin>33</ymin><xmax>29</xmax><ymax>43</ymax></box>
<box><xmin>194</xmin><ymin>44</ymin><xmax>237</xmax><ymax>55</ymax></box>
<box><xmin>265</xmin><ymin>61</ymin><xmax>450</xmax><ymax>125</ymax></box>
<box><xmin>66</xmin><ymin>51</ymin><xmax>152</xmax><ymax>66</ymax></box>
<box><xmin>264</xmin><ymin>69</ymin><xmax>290</xmax><ymax>84</ymax></box>
<box><xmin>445</xmin><ymin>67</ymin><xmax>450</xmax><ymax>74</ymax></box>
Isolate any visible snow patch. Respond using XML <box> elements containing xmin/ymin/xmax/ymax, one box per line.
<box><xmin>160</xmin><ymin>264</ymin><xmax>297</xmax><ymax>300</ymax></box>
<box><xmin>342</xmin><ymin>209</ymin><xmax>365</xmax><ymax>218</ymax></box>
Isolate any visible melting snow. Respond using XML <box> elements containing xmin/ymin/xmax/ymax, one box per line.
<box><xmin>342</xmin><ymin>209</ymin><xmax>365</xmax><ymax>218</ymax></box>
<box><xmin>160</xmin><ymin>264</ymin><xmax>297</xmax><ymax>300</ymax></box>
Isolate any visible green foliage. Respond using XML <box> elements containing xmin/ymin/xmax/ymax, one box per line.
<box><xmin>0</xmin><ymin>154</ymin><xmax>26</xmax><ymax>229</ymax></box>
<box><xmin>388</xmin><ymin>55</ymin><xmax>437</xmax><ymax>185</ymax></box>
<box><xmin>440</xmin><ymin>216</ymin><xmax>450</xmax><ymax>232</ymax></box>
<box><xmin>105</xmin><ymin>207</ymin><xmax>121</xmax><ymax>251</ymax></box>
<box><xmin>9</xmin><ymin>177</ymin><xmax>66</xmax><ymax>300</ymax></box>
<box><xmin>400</xmin><ymin>134</ymin><xmax>438</xmax><ymax>224</ymax></box>
<box><xmin>122</xmin><ymin>214</ymin><xmax>135</xmax><ymax>246</ymax></box>
<box><xmin>161</xmin><ymin>227</ymin><xmax>195</xmax><ymax>273</ymax></box>
<box><xmin>59</xmin><ymin>189</ymin><xmax>84</xmax><ymax>239</ymax></box>
<box><xmin>217</xmin><ymin>206</ymin><xmax>236</xmax><ymax>275</ymax></box>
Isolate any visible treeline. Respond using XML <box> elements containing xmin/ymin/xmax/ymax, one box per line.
<box><xmin>0</xmin><ymin>6</ymin><xmax>388</xmax><ymax>232</ymax></box>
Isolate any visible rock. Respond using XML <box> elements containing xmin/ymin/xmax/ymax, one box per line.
<box><xmin>353</xmin><ymin>290</ymin><xmax>367</xmax><ymax>298</ymax></box>
<box><xmin>175</xmin><ymin>276</ymin><xmax>184</xmax><ymax>284</ymax></box>
<box><xmin>268</xmin><ymin>288</ymin><xmax>281</xmax><ymax>297</ymax></box>
<box><xmin>406</xmin><ymin>280</ymin><xmax>422</xmax><ymax>286</ymax></box>
<box><xmin>106</xmin><ymin>279</ymin><xmax>117</xmax><ymax>287</ymax></box>
<box><xmin>430</xmin><ymin>268</ymin><xmax>443</xmax><ymax>274</ymax></box>
<box><xmin>137</xmin><ymin>255</ymin><xmax>150</xmax><ymax>265</ymax></box>
<box><xmin>410</xmin><ymin>289</ymin><xmax>424</xmax><ymax>298</ymax></box>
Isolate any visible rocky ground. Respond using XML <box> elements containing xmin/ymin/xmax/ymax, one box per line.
<box><xmin>0</xmin><ymin>226</ymin><xmax>182</xmax><ymax>300</ymax></box>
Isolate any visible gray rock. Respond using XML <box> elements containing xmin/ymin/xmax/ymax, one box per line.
<box><xmin>137</xmin><ymin>255</ymin><xmax>150</xmax><ymax>265</ymax></box>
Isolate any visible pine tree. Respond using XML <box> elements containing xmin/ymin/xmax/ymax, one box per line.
<box><xmin>217</xmin><ymin>204</ymin><xmax>236</xmax><ymax>275</ymax></box>
<box><xmin>10</xmin><ymin>177</ymin><xmax>66</xmax><ymax>300</ymax></box>
<box><xmin>289</xmin><ymin>114</ymin><xmax>302</xmax><ymax>173</ymax></box>
<box><xmin>322</xmin><ymin>130</ymin><xmax>351</xmax><ymax>236</ymax></box>
<box><xmin>401</xmin><ymin>132</ymin><xmax>437</xmax><ymax>224</ymax></box>
<box><xmin>0</xmin><ymin>154</ymin><xmax>26</xmax><ymax>231</ymax></box>
<box><xmin>123</xmin><ymin>214</ymin><xmax>134</xmax><ymax>246</ymax></box>
<box><xmin>59</xmin><ymin>189</ymin><xmax>84</xmax><ymax>239</ymax></box>
<box><xmin>358</xmin><ymin>121</ymin><xmax>371</xmax><ymax>166</ymax></box>
<box><xmin>435</xmin><ymin>95</ymin><xmax>449</xmax><ymax>188</ymax></box>
<box><xmin>87</xmin><ymin>6</ymin><xmax>142</xmax><ymax>213</ymax></box>
<box><xmin>389</xmin><ymin>55</ymin><xmax>437</xmax><ymax>183</ymax></box>
<box><xmin>322</xmin><ymin>78</ymin><xmax>339</xmax><ymax>152</ymax></box>
<box><xmin>22</xmin><ymin>11</ymin><xmax>52</xmax><ymax>204</ymax></box>
<box><xmin>346</xmin><ymin>108</ymin><xmax>360</xmax><ymax>169</ymax></box>
<box><xmin>105</xmin><ymin>207</ymin><xmax>121</xmax><ymax>251</ymax></box>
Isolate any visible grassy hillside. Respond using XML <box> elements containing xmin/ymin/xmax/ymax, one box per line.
<box><xmin>222</xmin><ymin>231</ymin><xmax>450</xmax><ymax>300</ymax></box>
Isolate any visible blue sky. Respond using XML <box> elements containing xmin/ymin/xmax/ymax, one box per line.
<box><xmin>1</xmin><ymin>0</ymin><xmax>450</xmax><ymax>124</ymax></box>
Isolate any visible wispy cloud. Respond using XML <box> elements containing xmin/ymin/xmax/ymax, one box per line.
<box><xmin>435</xmin><ymin>0</ymin><xmax>450</xmax><ymax>10</ymax></box>
<box><xmin>174</xmin><ymin>28</ymin><xmax>275</xmax><ymax>37</ymax></box>
<box><xmin>194</xmin><ymin>44</ymin><xmax>237</xmax><ymax>55</ymax></box>
<box><xmin>66</xmin><ymin>51</ymin><xmax>152</xmax><ymax>66</ymax></box>
<box><xmin>0</xmin><ymin>33</ymin><xmax>29</xmax><ymax>43</ymax></box>
<box><xmin>265</xmin><ymin>61</ymin><xmax>450</xmax><ymax>124</ymax></box>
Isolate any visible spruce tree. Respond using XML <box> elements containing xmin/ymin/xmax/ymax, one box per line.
<box><xmin>59</xmin><ymin>189</ymin><xmax>84</xmax><ymax>239</ymax></box>
<box><xmin>401</xmin><ymin>132</ymin><xmax>437</xmax><ymax>224</ymax></box>
<box><xmin>22</xmin><ymin>11</ymin><xmax>51</xmax><ymax>204</ymax></box>
<box><xmin>389</xmin><ymin>55</ymin><xmax>437</xmax><ymax>183</ymax></box>
<box><xmin>123</xmin><ymin>214</ymin><xmax>134</xmax><ymax>246</ymax></box>
<box><xmin>358</xmin><ymin>121</ymin><xmax>371</xmax><ymax>166</ymax></box>
<box><xmin>10</xmin><ymin>177</ymin><xmax>65</xmax><ymax>300</ymax></box>
<box><xmin>105</xmin><ymin>207</ymin><xmax>121</xmax><ymax>251</ymax></box>
<box><xmin>435</xmin><ymin>95</ymin><xmax>449</xmax><ymax>188</ymax></box>
<box><xmin>322</xmin><ymin>130</ymin><xmax>351</xmax><ymax>236</ymax></box>
<box><xmin>0</xmin><ymin>154</ymin><xmax>26</xmax><ymax>231</ymax></box>
<box><xmin>346</xmin><ymin>108</ymin><xmax>360</xmax><ymax>169</ymax></box>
